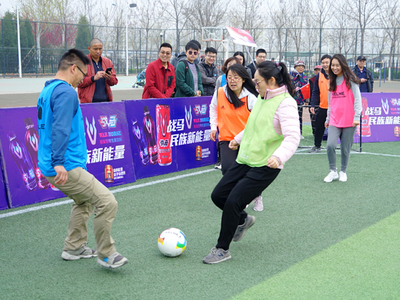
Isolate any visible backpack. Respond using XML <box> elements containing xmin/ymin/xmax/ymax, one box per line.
<box><xmin>173</xmin><ymin>60</ymin><xmax>189</xmax><ymax>96</ymax></box>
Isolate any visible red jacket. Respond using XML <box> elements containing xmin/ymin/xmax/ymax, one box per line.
<box><xmin>142</xmin><ymin>58</ymin><xmax>176</xmax><ymax>99</ymax></box>
<box><xmin>78</xmin><ymin>54</ymin><xmax>118</xmax><ymax>103</ymax></box>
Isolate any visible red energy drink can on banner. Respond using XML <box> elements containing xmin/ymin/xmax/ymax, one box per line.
<box><xmin>156</xmin><ymin>104</ymin><xmax>172</xmax><ymax>166</ymax></box>
<box><xmin>104</xmin><ymin>165</ymin><xmax>114</xmax><ymax>183</ymax></box>
<box><xmin>195</xmin><ymin>145</ymin><xmax>202</xmax><ymax>161</ymax></box>
<box><xmin>359</xmin><ymin>97</ymin><xmax>371</xmax><ymax>137</ymax></box>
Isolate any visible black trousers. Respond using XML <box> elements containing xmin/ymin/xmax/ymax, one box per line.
<box><xmin>219</xmin><ymin>141</ymin><xmax>239</xmax><ymax>175</ymax></box>
<box><xmin>314</xmin><ymin>108</ymin><xmax>327</xmax><ymax>148</ymax></box>
<box><xmin>211</xmin><ymin>162</ymin><xmax>280</xmax><ymax>250</ymax></box>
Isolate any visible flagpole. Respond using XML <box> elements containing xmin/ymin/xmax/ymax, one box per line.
<box><xmin>244</xmin><ymin>46</ymin><xmax>256</xmax><ymax>71</ymax></box>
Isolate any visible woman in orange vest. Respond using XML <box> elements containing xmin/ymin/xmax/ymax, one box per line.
<box><xmin>209</xmin><ymin>64</ymin><xmax>261</xmax><ymax>209</ymax></box>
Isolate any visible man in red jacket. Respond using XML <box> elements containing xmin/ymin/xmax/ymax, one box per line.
<box><xmin>78</xmin><ymin>38</ymin><xmax>118</xmax><ymax>103</ymax></box>
<box><xmin>142</xmin><ymin>43</ymin><xmax>176</xmax><ymax>99</ymax></box>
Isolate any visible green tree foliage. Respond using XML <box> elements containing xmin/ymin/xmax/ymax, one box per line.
<box><xmin>1</xmin><ymin>11</ymin><xmax>18</xmax><ymax>73</ymax></box>
<box><xmin>20</xmin><ymin>18</ymin><xmax>35</xmax><ymax>72</ymax></box>
<box><xmin>75</xmin><ymin>15</ymin><xmax>91</xmax><ymax>54</ymax></box>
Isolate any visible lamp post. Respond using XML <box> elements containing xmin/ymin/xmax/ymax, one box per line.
<box><xmin>16</xmin><ymin>4</ymin><xmax>22</xmax><ymax>78</ymax></box>
<box><xmin>126</xmin><ymin>3</ymin><xmax>137</xmax><ymax>76</ymax></box>
<box><xmin>160</xmin><ymin>32</ymin><xmax>163</xmax><ymax>45</ymax></box>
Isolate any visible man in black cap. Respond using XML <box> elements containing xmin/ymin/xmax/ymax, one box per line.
<box><xmin>352</xmin><ymin>56</ymin><xmax>373</xmax><ymax>92</ymax></box>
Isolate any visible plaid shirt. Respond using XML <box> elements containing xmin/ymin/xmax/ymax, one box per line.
<box><xmin>290</xmin><ymin>70</ymin><xmax>308</xmax><ymax>105</ymax></box>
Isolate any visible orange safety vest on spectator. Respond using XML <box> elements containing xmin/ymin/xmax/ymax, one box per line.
<box><xmin>217</xmin><ymin>87</ymin><xmax>251</xmax><ymax>141</ymax></box>
<box><xmin>318</xmin><ymin>73</ymin><xmax>329</xmax><ymax>109</ymax></box>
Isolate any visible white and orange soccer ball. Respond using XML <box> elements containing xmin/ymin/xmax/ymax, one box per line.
<box><xmin>157</xmin><ymin>228</ymin><xmax>187</xmax><ymax>257</ymax></box>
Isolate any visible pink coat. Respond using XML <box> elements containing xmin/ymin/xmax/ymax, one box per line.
<box><xmin>234</xmin><ymin>85</ymin><xmax>300</xmax><ymax>169</ymax></box>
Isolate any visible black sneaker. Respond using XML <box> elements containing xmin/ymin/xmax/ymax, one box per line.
<box><xmin>308</xmin><ymin>146</ymin><xmax>321</xmax><ymax>153</ymax></box>
<box><xmin>214</xmin><ymin>162</ymin><xmax>222</xmax><ymax>170</ymax></box>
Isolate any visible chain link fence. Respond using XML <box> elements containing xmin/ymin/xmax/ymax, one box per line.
<box><xmin>1</xmin><ymin>18</ymin><xmax>400</xmax><ymax>80</ymax></box>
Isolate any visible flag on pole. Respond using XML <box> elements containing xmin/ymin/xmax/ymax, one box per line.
<box><xmin>300</xmin><ymin>84</ymin><xmax>311</xmax><ymax>99</ymax></box>
<box><xmin>226</xmin><ymin>27</ymin><xmax>257</xmax><ymax>48</ymax></box>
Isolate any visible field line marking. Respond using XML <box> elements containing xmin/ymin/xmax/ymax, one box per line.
<box><xmin>0</xmin><ymin>168</ymin><xmax>215</xmax><ymax>219</ymax></box>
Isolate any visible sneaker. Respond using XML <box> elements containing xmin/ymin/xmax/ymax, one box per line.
<box><xmin>202</xmin><ymin>247</ymin><xmax>231</xmax><ymax>264</ymax></box>
<box><xmin>339</xmin><ymin>171</ymin><xmax>347</xmax><ymax>182</ymax></box>
<box><xmin>324</xmin><ymin>170</ymin><xmax>339</xmax><ymax>183</ymax></box>
<box><xmin>97</xmin><ymin>252</ymin><xmax>128</xmax><ymax>269</ymax></box>
<box><xmin>214</xmin><ymin>162</ymin><xmax>222</xmax><ymax>170</ymax></box>
<box><xmin>308</xmin><ymin>146</ymin><xmax>321</xmax><ymax>153</ymax></box>
<box><xmin>61</xmin><ymin>243</ymin><xmax>97</xmax><ymax>261</ymax></box>
<box><xmin>253</xmin><ymin>196</ymin><xmax>263</xmax><ymax>211</ymax></box>
<box><xmin>232</xmin><ymin>215</ymin><xmax>256</xmax><ymax>242</ymax></box>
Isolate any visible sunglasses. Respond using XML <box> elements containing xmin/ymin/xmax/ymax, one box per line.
<box><xmin>187</xmin><ymin>50</ymin><xmax>198</xmax><ymax>56</ymax></box>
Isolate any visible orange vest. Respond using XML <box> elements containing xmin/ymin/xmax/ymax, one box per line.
<box><xmin>318</xmin><ymin>73</ymin><xmax>329</xmax><ymax>109</ymax></box>
<box><xmin>217</xmin><ymin>87</ymin><xmax>251</xmax><ymax>141</ymax></box>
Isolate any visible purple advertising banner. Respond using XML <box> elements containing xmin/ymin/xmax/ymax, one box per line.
<box><xmin>355</xmin><ymin>93</ymin><xmax>400</xmax><ymax>143</ymax></box>
<box><xmin>0</xmin><ymin>103</ymin><xmax>136</xmax><ymax>209</ymax></box>
<box><xmin>0</xmin><ymin>153</ymin><xmax>9</xmax><ymax>210</ymax></box>
<box><xmin>124</xmin><ymin>96</ymin><xmax>217</xmax><ymax>179</ymax></box>
<box><xmin>81</xmin><ymin>102</ymin><xmax>136</xmax><ymax>187</ymax></box>
<box><xmin>0</xmin><ymin>107</ymin><xmax>64</xmax><ymax>208</ymax></box>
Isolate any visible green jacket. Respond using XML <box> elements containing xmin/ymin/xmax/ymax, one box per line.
<box><xmin>174</xmin><ymin>60</ymin><xmax>204</xmax><ymax>98</ymax></box>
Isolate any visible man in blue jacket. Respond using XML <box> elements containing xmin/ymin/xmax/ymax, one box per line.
<box><xmin>37</xmin><ymin>49</ymin><xmax>128</xmax><ymax>269</ymax></box>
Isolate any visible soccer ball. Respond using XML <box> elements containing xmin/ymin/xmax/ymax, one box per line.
<box><xmin>157</xmin><ymin>228</ymin><xmax>187</xmax><ymax>257</ymax></box>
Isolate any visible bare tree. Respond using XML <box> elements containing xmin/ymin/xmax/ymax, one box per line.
<box><xmin>183</xmin><ymin>0</ymin><xmax>227</xmax><ymax>39</ymax></box>
<box><xmin>286</xmin><ymin>0</ymin><xmax>311</xmax><ymax>59</ymax></box>
<box><xmin>344</xmin><ymin>0</ymin><xmax>381</xmax><ymax>56</ymax></box>
<box><xmin>269</xmin><ymin>0</ymin><xmax>290</xmax><ymax>62</ymax></box>
<box><xmin>379</xmin><ymin>0</ymin><xmax>400</xmax><ymax>80</ymax></box>
<box><xmin>330</xmin><ymin>1</ymin><xmax>357</xmax><ymax>56</ymax></box>
<box><xmin>309</xmin><ymin>0</ymin><xmax>333</xmax><ymax>58</ymax></box>
<box><xmin>131</xmin><ymin>0</ymin><xmax>162</xmax><ymax>66</ymax></box>
<box><xmin>20</xmin><ymin>0</ymin><xmax>60</xmax><ymax>67</ymax></box>
<box><xmin>161</xmin><ymin>0</ymin><xmax>188</xmax><ymax>53</ymax></box>
<box><xmin>78</xmin><ymin>0</ymin><xmax>97</xmax><ymax>26</ymax></box>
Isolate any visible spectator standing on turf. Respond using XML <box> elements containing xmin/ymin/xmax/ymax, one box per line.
<box><xmin>323</xmin><ymin>54</ymin><xmax>361</xmax><ymax>183</ymax></box>
<box><xmin>246</xmin><ymin>48</ymin><xmax>267</xmax><ymax>78</ymax></box>
<box><xmin>78</xmin><ymin>38</ymin><xmax>118</xmax><ymax>103</ymax></box>
<box><xmin>174</xmin><ymin>41</ymin><xmax>204</xmax><ymax>97</ymax></box>
<box><xmin>209</xmin><ymin>64</ymin><xmax>263</xmax><ymax>211</ymax></box>
<box><xmin>309</xmin><ymin>54</ymin><xmax>332</xmax><ymax>153</ymax></box>
<box><xmin>233</xmin><ymin>51</ymin><xmax>253</xmax><ymax>78</ymax></box>
<box><xmin>290</xmin><ymin>60</ymin><xmax>308</xmax><ymax>136</ymax></box>
<box><xmin>142</xmin><ymin>43</ymin><xmax>176</xmax><ymax>99</ymax></box>
<box><xmin>199</xmin><ymin>47</ymin><xmax>219</xmax><ymax>96</ymax></box>
<box><xmin>352</xmin><ymin>55</ymin><xmax>373</xmax><ymax>93</ymax></box>
<box><xmin>308</xmin><ymin>65</ymin><xmax>321</xmax><ymax>136</ymax></box>
<box><xmin>214</xmin><ymin>57</ymin><xmax>240</xmax><ymax>92</ymax></box>
<box><xmin>203</xmin><ymin>61</ymin><xmax>300</xmax><ymax>264</ymax></box>
<box><xmin>37</xmin><ymin>49</ymin><xmax>128</xmax><ymax>269</ymax></box>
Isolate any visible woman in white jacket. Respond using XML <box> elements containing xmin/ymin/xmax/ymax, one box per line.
<box><xmin>203</xmin><ymin>61</ymin><xmax>301</xmax><ymax>264</ymax></box>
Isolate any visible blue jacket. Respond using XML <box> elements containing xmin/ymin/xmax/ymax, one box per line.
<box><xmin>37</xmin><ymin>79</ymin><xmax>87</xmax><ymax>177</ymax></box>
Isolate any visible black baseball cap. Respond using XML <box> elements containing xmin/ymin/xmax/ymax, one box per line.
<box><xmin>357</xmin><ymin>56</ymin><xmax>367</xmax><ymax>61</ymax></box>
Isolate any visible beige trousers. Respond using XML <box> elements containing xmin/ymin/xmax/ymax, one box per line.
<box><xmin>46</xmin><ymin>167</ymin><xmax>117</xmax><ymax>259</ymax></box>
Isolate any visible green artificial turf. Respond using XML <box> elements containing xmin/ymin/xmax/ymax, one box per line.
<box><xmin>0</xmin><ymin>139</ymin><xmax>399</xmax><ymax>299</ymax></box>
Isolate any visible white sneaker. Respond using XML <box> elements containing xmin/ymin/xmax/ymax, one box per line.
<box><xmin>324</xmin><ymin>170</ymin><xmax>339</xmax><ymax>183</ymax></box>
<box><xmin>253</xmin><ymin>196</ymin><xmax>263</xmax><ymax>211</ymax></box>
<box><xmin>339</xmin><ymin>171</ymin><xmax>347</xmax><ymax>182</ymax></box>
